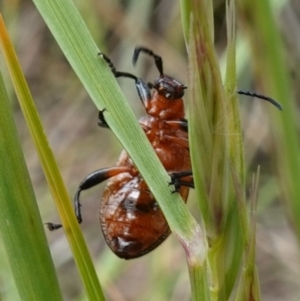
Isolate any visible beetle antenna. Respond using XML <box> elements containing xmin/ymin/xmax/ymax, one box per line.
<box><xmin>99</xmin><ymin>52</ymin><xmax>138</xmax><ymax>82</ymax></box>
<box><xmin>132</xmin><ymin>47</ymin><xmax>164</xmax><ymax>76</ymax></box>
<box><xmin>237</xmin><ymin>90</ymin><xmax>283</xmax><ymax>111</ymax></box>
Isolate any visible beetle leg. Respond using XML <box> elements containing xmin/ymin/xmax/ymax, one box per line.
<box><xmin>165</xmin><ymin>118</ymin><xmax>188</xmax><ymax>132</ymax></box>
<box><xmin>99</xmin><ymin>52</ymin><xmax>138</xmax><ymax>81</ymax></box>
<box><xmin>46</xmin><ymin>166</ymin><xmax>131</xmax><ymax>231</ymax></box>
<box><xmin>135</xmin><ymin>79</ymin><xmax>152</xmax><ymax>110</ymax></box>
<box><xmin>132</xmin><ymin>47</ymin><xmax>164</xmax><ymax>76</ymax></box>
<box><xmin>74</xmin><ymin>166</ymin><xmax>132</xmax><ymax>224</ymax></box>
<box><xmin>98</xmin><ymin>109</ymin><xmax>110</xmax><ymax>128</ymax></box>
<box><xmin>45</xmin><ymin>222</ymin><xmax>63</xmax><ymax>231</ymax></box>
<box><xmin>99</xmin><ymin>52</ymin><xmax>151</xmax><ymax>110</ymax></box>
<box><xmin>169</xmin><ymin>170</ymin><xmax>194</xmax><ymax>192</ymax></box>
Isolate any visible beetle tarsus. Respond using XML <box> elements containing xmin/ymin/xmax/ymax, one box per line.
<box><xmin>45</xmin><ymin>222</ymin><xmax>62</xmax><ymax>231</ymax></box>
<box><xmin>99</xmin><ymin>52</ymin><xmax>138</xmax><ymax>81</ymax></box>
<box><xmin>98</xmin><ymin>109</ymin><xmax>109</xmax><ymax>128</ymax></box>
<box><xmin>74</xmin><ymin>188</ymin><xmax>83</xmax><ymax>224</ymax></box>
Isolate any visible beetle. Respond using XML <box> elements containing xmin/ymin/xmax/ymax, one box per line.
<box><xmin>48</xmin><ymin>47</ymin><xmax>193</xmax><ymax>259</ymax></box>
<box><xmin>92</xmin><ymin>49</ymin><xmax>192</xmax><ymax>259</ymax></box>
<box><xmin>47</xmin><ymin>47</ymin><xmax>282</xmax><ymax>260</ymax></box>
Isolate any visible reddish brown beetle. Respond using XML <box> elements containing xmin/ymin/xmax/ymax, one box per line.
<box><xmin>48</xmin><ymin>47</ymin><xmax>193</xmax><ymax>259</ymax></box>
<box><xmin>47</xmin><ymin>47</ymin><xmax>282</xmax><ymax>260</ymax></box>
<box><xmin>88</xmin><ymin>48</ymin><xmax>193</xmax><ymax>259</ymax></box>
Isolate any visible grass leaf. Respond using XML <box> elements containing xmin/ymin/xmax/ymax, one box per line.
<box><xmin>0</xmin><ymin>14</ymin><xmax>105</xmax><ymax>300</ymax></box>
<box><xmin>0</xmin><ymin>67</ymin><xmax>63</xmax><ymax>300</ymax></box>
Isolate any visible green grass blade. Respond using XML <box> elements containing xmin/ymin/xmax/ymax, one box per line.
<box><xmin>31</xmin><ymin>0</ymin><xmax>202</xmax><ymax>258</ymax></box>
<box><xmin>0</xmin><ymin>14</ymin><xmax>105</xmax><ymax>300</ymax></box>
<box><xmin>0</xmin><ymin>72</ymin><xmax>63</xmax><ymax>300</ymax></box>
<box><xmin>182</xmin><ymin>0</ymin><xmax>230</xmax><ymax>299</ymax></box>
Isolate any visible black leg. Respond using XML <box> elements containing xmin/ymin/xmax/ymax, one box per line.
<box><xmin>46</xmin><ymin>166</ymin><xmax>131</xmax><ymax>231</ymax></box>
<box><xmin>99</xmin><ymin>52</ymin><xmax>152</xmax><ymax>110</ymax></box>
<box><xmin>45</xmin><ymin>222</ymin><xmax>62</xmax><ymax>231</ymax></box>
<box><xmin>169</xmin><ymin>170</ymin><xmax>194</xmax><ymax>193</ymax></box>
<box><xmin>135</xmin><ymin>79</ymin><xmax>152</xmax><ymax>109</ymax></box>
<box><xmin>166</xmin><ymin>118</ymin><xmax>188</xmax><ymax>132</ymax></box>
<box><xmin>132</xmin><ymin>47</ymin><xmax>164</xmax><ymax>76</ymax></box>
<box><xmin>99</xmin><ymin>52</ymin><xmax>138</xmax><ymax>81</ymax></box>
<box><xmin>74</xmin><ymin>166</ymin><xmax>132</xmax><ymax>225</ymax></box>
<box><xmin>98</xmin><ymin>109</ymin><xmax>109</xmax><ymax>128</ymax></box>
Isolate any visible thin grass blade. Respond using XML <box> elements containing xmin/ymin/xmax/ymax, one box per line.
<box><xmin>0</xmin><ymin>71</ymin><xmax>63</xmax><ymax>300</ymax></box>
<box><xmin>0</xmin><ymin>14</ymin><xmax>106</xmax><ymax>301</ymax></box>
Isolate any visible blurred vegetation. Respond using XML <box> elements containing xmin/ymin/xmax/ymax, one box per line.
<box><xmin>0</xmin><ymin>0</ymin><xmax>300</xmax><ymax>300</ymax></box>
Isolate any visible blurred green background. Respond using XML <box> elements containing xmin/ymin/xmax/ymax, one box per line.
<box><xmin>1</xmin><ymin>0</ymin><xmax>300</xmax><ymax>300</ymax></box>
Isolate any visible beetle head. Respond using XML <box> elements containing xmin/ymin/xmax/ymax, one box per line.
<box><xmin>154</xmin><ymin>75</ymin><xmax>187</xmax><ymax>100</ymax></box>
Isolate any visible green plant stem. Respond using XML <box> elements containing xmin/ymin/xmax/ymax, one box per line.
<box><xmin>181</xmin><ymin>0</ymin><xmax>252</xmax><ymax>299</ymax></box>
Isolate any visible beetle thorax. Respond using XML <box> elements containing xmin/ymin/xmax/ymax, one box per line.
<box><xmin>146</xmin><ymin>90</ymin><xmax>185</xmax><ymax>120</ymax></box>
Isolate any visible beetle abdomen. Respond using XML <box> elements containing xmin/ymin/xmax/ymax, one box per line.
<box><xmin>100</xmin><ymin>177</ymin><xmax>170</xmax><ymax>259</ymax></box>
